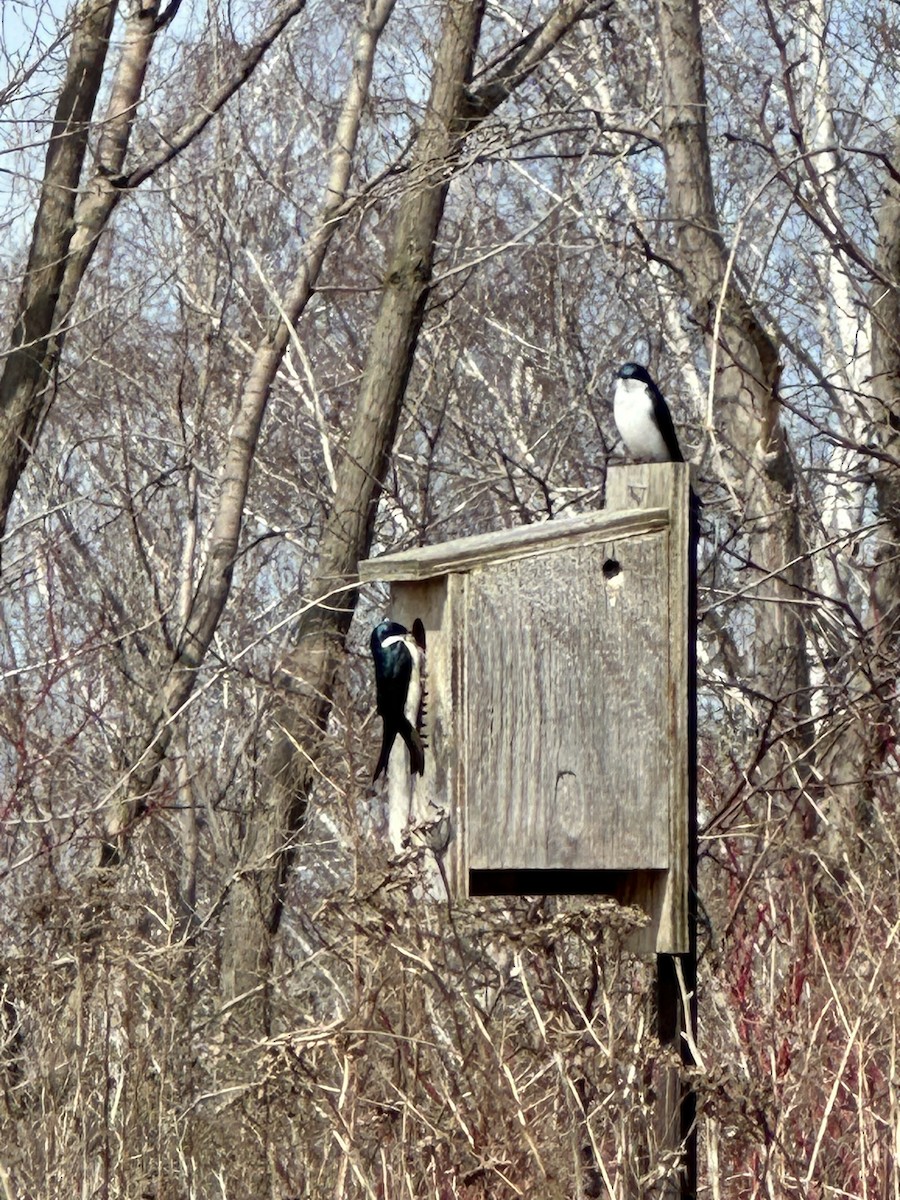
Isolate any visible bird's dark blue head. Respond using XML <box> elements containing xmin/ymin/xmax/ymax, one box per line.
<box><xmin>617</xmin><ymin>361</ymin><xmax>653</xmax><ymax>385</ymax></box>
<box><xmin>371</xmin><ymin>619</ymin><xmax>408</xmax><ymax>658</ymax></box>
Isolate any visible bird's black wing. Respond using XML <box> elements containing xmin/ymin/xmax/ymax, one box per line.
<box><xmin>399</xmin><ymin>719</ymin><xmax>426</xmax><ymax>776</ymax></box>
<box><xmin>373</xmin><ymin>646</ymin><xmax>425</xmax><ymax>778</ymax></box>
<box><xmin>375</xmin><ymin>641</ymin><xmax>412</xmax><ymax>716</ymax></box>
<box><xmin>372</xmin><ymin>636</ymin><xmax>413</xmax><ymax>780</ymax></box>
<box><xmin>650</xmin><ymin>381</ymin><xmax>684</xmax><ymax>462</ymax></box>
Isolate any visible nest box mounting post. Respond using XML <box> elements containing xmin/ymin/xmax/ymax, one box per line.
<box><xmin>359</xmin><ymin>462</ymin><xmax>694</xmax><ymax>957</ymax></box>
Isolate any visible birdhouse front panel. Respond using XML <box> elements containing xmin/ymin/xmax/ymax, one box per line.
<box><xmin>463</xmin><ymin>534</ymin><xmax>671</xmax><ymax>873</ymax></box>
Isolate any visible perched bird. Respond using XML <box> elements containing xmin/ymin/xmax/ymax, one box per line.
<box><xmin>370</xmin><ymin>618</ymin><xmax>426</xmax><ymax>781</ymax></box>
<box><xmin>613</xmin><ymin>362</ymin><xmax>684</xmax><ymax>463</ymax></box>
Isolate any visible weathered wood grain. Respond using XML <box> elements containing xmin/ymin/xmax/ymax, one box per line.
<box><xmin>608</xmin><ymin>463</ymin><xmax>692</xmax><ymax>954</ymax></box>
<box><xmin>359</xmin><ymin>507</ymin><xmax>668</xmax><ymax>582</ymax></box>
<box><xmin>463</xmin><ymin>533</ymin><xmax>670</xmax><ymax>872</ymax></box>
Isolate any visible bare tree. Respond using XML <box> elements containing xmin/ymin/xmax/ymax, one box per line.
<box><xmin>0</xmin><ymin>0</ymin><xmax>309</xmax><ymax>553</ymax></box>
<box><xmin>0</xmin><ymin>0</ymin><xmax>118</xmax><ymax>540</ymax></box>
<box><xmin>1</xmin><ymin>0</ymin><xmax>899</xmax><ymax>1196</ymax></box>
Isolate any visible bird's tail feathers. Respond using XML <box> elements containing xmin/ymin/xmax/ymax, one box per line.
<box><xmin>373</xmin><ymin>726</ymin><xmax>395</xmax><ymax>782</ymax></box>
<box><xmin>400</xmin><ymin>717</ymin><xmax>426</xmax><ymax>776</ymax></box>
<box><xmin>374</xmin><ymin>720</ymin><xmax>425</xmax><ymax>779</ymax></box>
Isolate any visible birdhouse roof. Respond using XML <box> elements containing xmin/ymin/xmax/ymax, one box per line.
<box><xmin>358</xmin><ymin>506</ymin><xmax>668</xmax><ymax>582</ymax></box>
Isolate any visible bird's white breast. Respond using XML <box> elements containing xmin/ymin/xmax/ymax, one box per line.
<box><xmin>403</xmin><ymin>638</ymin><xmax>423</xmax><ymax>726</ymax></box>
<box><xmin>614</xmin><ymin>378</ymin><xmax>670</xmax><ymax>462</ymax></box>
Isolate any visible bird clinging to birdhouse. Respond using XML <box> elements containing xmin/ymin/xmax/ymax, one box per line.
<box><xmin>370</xmin><ymin>618</ymin><xmax>426</xmax><ymax>780</ymax></box>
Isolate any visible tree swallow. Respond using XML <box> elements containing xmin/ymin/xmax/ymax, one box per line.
<box><xmin>370</xmin><ymin>618</ymin><xmax>426</xmax><ymax>781</ymax></box>
<box><xmin>613</xmin><ymin>362</ymin><xmax>684</xmax><ymax>463</ymax></box>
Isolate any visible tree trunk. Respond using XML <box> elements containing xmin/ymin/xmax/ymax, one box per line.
<box><xmin>855</xmin><ymin>123</ymin><xmax>900</xmax><ymax>840</ymax></box>
<box><xmin>97</xmin><ymin>0</ymin><xmax>395</xmax><ymax>868</ymax></box>
<box><xmin>871</xmin><ymin>123</ymin><xmax>900</xmax><ymax>646</ymax></box>
<box><xmin>657</xmin><ymin>0</ymin><xmax>812</xmax><ymax>748</ymax></box>
<box><xmin>218</xmin><ymin>0</ymin><xmax>487</xmax><ymax>1016</ymax></box>
<box><xmin>0</xmin><ymin>0</ymin><xmax>117</xmax><ymax>544</ymax></box>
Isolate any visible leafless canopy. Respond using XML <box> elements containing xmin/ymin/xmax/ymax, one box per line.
<box><xmin>0</xmin><ymin>0</ymin><xmax>898</xmax><ymax>1195</ymax></box>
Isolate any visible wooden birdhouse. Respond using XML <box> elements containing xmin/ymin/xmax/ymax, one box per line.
<box><xmin>358</xmin><ymin>464</ymin><xmax>694</xmax><ymax>954</ymax></box>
